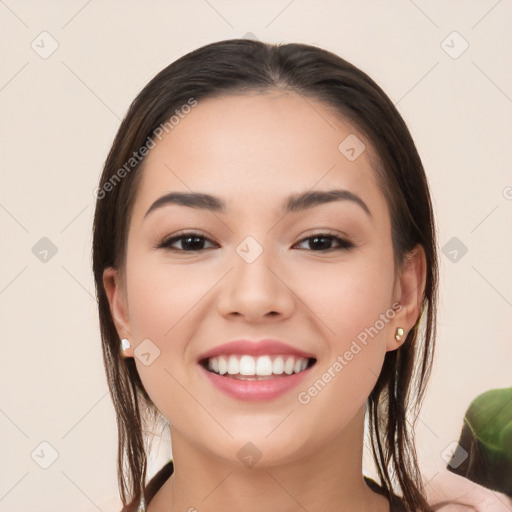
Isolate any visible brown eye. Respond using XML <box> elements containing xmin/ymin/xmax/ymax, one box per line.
<box><xmin>294</xmin><ymin>233</ymin><xmax>355</xmax><ymax>252</ymax></box>
<box><xmin>158</xmin><ymin>232</ymin><xmax>217</xmax><ymax>252</ymax></box>
<box><xmin>156</xmin><ymin>231</ymin><xmax>355</xmax><ymax>253</ymax></box>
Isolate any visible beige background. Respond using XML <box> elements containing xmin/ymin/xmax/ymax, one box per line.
<box><xmin>1</xmin><ymin>1</ymin><xmax>511</xmax><ymax>510</ymax></box>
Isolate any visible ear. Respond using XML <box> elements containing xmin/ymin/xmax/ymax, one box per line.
<box><xmin>386</xmin><ymin>244</ymin><xmax>427</xmax><ymax>352</ymax></box>
<box><xmin>103</xmin><ymin>267</ymin><xmax>134</xmax><ymax>358</ymax></box>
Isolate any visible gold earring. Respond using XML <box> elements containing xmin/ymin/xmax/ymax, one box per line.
<box><xmin>395</xmin><ymin>327</ymin><xmax>404</xmax><ymax>341</ymax></box>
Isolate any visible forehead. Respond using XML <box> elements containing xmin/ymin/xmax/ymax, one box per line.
<box><xmin>132</xmin><ymin>91</ymin><xmax>386</xmax><ymax>219</ymax></box>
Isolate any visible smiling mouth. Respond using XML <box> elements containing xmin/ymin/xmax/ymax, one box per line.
<box><xmin>200</xmin><ymin>354</ymin><xmax>317</xmax><ymax>380</ymax></box>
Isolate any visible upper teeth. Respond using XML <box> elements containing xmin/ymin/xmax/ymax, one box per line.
<box><xmin>206</xmin><ymin>355</ymin><xmax>310</xmax><ymax>376</ymax></box>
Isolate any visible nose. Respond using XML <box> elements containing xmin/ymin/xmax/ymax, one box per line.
<box><xmin>216</xmin><ymin>242</ymin><xmax>296</xmax><ymax>323</ymax></box>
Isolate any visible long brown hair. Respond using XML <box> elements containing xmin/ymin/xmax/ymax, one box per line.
<box><xmin>92</xmin><ymin>38</ymin><xmax>439</xmax><ymax>511</ymax></box>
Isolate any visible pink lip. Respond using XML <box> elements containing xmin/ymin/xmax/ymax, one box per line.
<box><xmin>199</xmin><ymin>363</ymin><xmax>314</xmax><ymax>401</ymax></box>
<box><xmin>197</xmin><ymin>339</ymin><xmax>316</xmax><ymax>362</ymax></box>
<box><xmin>197</xmin><ymin>339</ymin><xmax>316</xmax><ymax>402</ymax></box>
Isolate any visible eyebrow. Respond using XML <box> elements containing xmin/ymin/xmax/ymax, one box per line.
<box><xmin>144</xmin><ymin>189</ymin><xmax>371</xmax><ymax>219</ymax></box>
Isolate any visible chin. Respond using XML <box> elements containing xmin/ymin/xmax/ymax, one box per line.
<box><xmin>201</xmin><ymin>428</ymin><xmax>314</xmax><ymax>470</ymax></box>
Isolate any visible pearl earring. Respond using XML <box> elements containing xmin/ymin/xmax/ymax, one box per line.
<box><xmin>395</xmin><ymin>327</ymin><xmax>404</xmax><ymax>342</ymax></box>
<box><xmin>121</xmin><ymin>338</ymin><xmax>131</xmax><ymax>352</ymax></box>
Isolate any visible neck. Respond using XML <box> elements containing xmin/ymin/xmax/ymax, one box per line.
<box><xmin>148</xmin><ymin>404</ymin><xmax>389</xmax><ymax>512</ymax></box>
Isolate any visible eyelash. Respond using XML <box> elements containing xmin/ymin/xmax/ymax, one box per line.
<box><xmin>156</xmin><ymin>231</ymin><xmax>355</xmax><ymax>253</ymax></box>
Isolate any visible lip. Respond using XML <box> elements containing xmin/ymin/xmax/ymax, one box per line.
<box><xmin>199</xmin><ymin>361</ymin><xmax>314</xmax><ymax>401</ymax></box>
<box><xmin>197</xmin><ymin>339</ymin><xmax>316</xmax><ymax>401</ymax></box>
<box><xmin>197</xmin><ymin>339</ymin><xmax>316</xmax><ymax>362</ymax></box>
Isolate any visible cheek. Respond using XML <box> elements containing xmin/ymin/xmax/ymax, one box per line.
<box><xmin>125</xmin><ymin>256</ymin><xmax>212</xmax><ymax>341</ymax></box>
<box><xmin>123</xmin><ymin>257</ymin><xmax>212</xmax><ymax>421</ymax></box>
<box><xmin>295</xmin><ymin>253</ymin><xmax>394</xmax><ymax>400</ymax></box>
<box><xmin>299</xmin><ymin>254</ymin><xmax>395</xmax><ymax>343</ymax></box>
<box><xmin>123</xmin><ymin>251</ymin><xmax>225</xmax><ymax>406</ymax></box>
<box><xmin>292</xmin><ymin>267</ymin><xmax>393</xmax><ymax>442</ymax></box>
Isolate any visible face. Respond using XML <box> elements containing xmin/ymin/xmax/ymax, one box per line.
<box><xmin>104</xmin><ymin>91</ymin><xmax>423</xmax><ymax>467</ymax></box>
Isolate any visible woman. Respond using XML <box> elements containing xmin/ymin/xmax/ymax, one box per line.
<box><xmin>92</xmin><ymin>38</ymin><xmax>492</xmax><ymax>511</ymax></box>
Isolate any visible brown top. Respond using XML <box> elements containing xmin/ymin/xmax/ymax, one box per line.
<box><xmin>122</xmin><ymin>460</ymin><xmax>408</xmax><ymax>511</ymax></box>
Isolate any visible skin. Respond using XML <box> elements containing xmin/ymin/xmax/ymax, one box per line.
<box><xmin>426</xmin><ymin>469</ymin><xmax>512</xmax><ymax>511</ymax></box>
<box><xmin>103</xmin><ymin>91</ymin><xmax>426</xmax><ymax>512</ymax></box>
